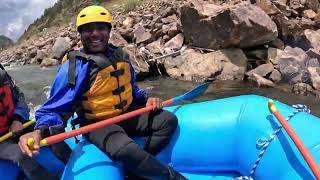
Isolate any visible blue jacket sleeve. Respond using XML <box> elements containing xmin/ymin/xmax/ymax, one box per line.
<box><xmin>130</xmin><ymin>63</ymin><xmax>148</xmax><ymax>104</ymax></box>
<box><xmin>34</xmin><ymin>60</ymin><xmax>90</xmax><ymax>129</ymax></box>
<box><xmin>12</xmin><ymin>85</ymin><xmax>30</xmax><ymax>122</ymax></box>
<box><xmin>6</xmin><ymin>74</ymin><xmax>30</xmax><ymax>122</ymax></box>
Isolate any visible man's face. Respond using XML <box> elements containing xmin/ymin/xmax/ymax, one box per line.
<box><xmin>79</xmin><ymin>22</ymin><xmax>111</xmax><ymax>54</ymax></box>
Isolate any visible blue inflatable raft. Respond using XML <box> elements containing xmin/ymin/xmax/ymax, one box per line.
<box><xmin>1</xmin><ymin>95</ymin><xmax>320</xmax><ymax>179</ymax></box>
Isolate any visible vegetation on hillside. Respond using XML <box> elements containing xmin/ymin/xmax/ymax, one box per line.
<box><xmin>18</xmin><ymin>0</ymin><xmax>143</xmax><ymax>43</ymax></box>
<box><xmin>0</xmin><ymin>35</ymin><xmax>14</xmax><ymax>52</ymax></box>
<box><xmin>18</xmin><ymin>0</ymin><xmax>101</xmax><ymax>42</ymax></box>
<box><xmin>123</xmin><ymin>0</ymin><xmax>143</xmax><ymax>12</ymax></box>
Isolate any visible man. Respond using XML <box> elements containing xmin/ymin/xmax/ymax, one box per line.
<box><xmin>0</xmin><ymin>65</ymin><xmax>57</xmax><ymax>180</ymax></box>
<box><xmin>19</xmin><ymin>5</ymin><xmax>187</xmax><ymax>180</ymax></box>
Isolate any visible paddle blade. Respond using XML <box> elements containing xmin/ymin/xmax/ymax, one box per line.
<box><xmin>172</xmin><ymin>82</ymin><xmax>210</xmax><ymax>103</ymax></box>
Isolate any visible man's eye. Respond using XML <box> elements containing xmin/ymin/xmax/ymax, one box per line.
<box><xmin>82</xmin><ymin>27</ymin><xmax>93</xmax><ymax>33</ymax></box>
<box><xmin>97</xmin><ymin>25</ymin><xmax>107</xmax><ymax>31</ymax></box>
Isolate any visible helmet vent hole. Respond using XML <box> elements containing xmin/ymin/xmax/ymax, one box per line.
<box><xmin>101</xmin><ymin>12</ymin><xmax>106</xmax><ymax>15</ymax></box>
<box><xmin>80</xmin><ymin>14</ymin><xmax>86</xmax><ymax>18</ymax></box>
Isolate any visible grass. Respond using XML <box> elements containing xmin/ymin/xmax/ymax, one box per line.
<box><xmin>123</xmin><ymin>0</ymin><xmax>143</xmax><ymax>13</ymax></box>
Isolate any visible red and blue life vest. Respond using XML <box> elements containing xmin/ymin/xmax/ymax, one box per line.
<box><xmin>0</xmin><ymin>68</ymin><xmax>14</xmax><ymax>134</ymax></box>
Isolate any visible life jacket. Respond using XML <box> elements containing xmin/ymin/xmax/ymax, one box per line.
<box><xmin>0</xmin><ymin>66</ymin><xmax>15</xmax><ymax>134</ymax></box>
<box><xmin>67</xmin><ymin>48</ymin><xmax>133</xmax><ymax>121</ymax></box>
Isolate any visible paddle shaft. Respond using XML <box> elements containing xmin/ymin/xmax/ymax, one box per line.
<box><xmin>269</xmin><ymin>101</ymin><xmax>320</xmax><ymax>179</ymax></box>
<box><xmin>40</xmin><ymin>99</ymin><xmax>174</xmax><ymax>146</ymax></box>
<box><xmin>0</xmin><ymin>119</ymin><xmax>35</xmax><ymax>142</ymax></box>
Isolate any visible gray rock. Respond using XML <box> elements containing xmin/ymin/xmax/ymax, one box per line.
<box><xmin>50</xmin><ymin>37</ymin><xmax>71</xmax><ymax>60</ymax></box>
<box><xmin>303</xmin><ymin>10</ymin><xmax>317</xmax><ymax>19</ymax></box>
<box><xmin>133</xmin><ymin>26</ymin><xmax>154</xmax><ymax>45</ymax></box>
<box><xmin>249</xmin><ymin>73</ymin><xmax>275</xmax><ymax>87</ymax></box>
<box><xmin>308</xmin><ymin>67</ymin><xmax>320</xmax><ymax>90</ymax></box>
<box><xmin>270</xmin><ymin>69</ymin><xmax>282</xmax><ymax>82</ymax></box>
<box><xmin>146</xmin><ymin>39</ymin><xmax>163</xmax><ymax>54</ymax></box>
<box><xmin>27</xmin><ymin>48</ymin><xmax>37</xmax><ymax>59</ymax></box>
<box><xmin>110</xmin><ymin>32</ymin><xmax>128</xmax><ymax>47</ymax></box>
<box><xmin>268</xmin><ymin>47</ymin><xmax>283</xmax><ymax>65</ymax></box>
<box><xmin>122</xmin><ymin>16</ymin><xmax>135</xmax><ymax>28</ymax></box>
<box><xmin>301</xmin><ymin>29</ymin><xmax>320</xmax><ymax>50</ymax></box>
<box><xmin>164</xmin><ymin>48</ymin><xmax>247</xmax><ymax>81</ymax></box>
<box><xmin>216</xmin><ymin>48</ymin><xmax>248</xmax><ymax>68</ymax></box>
<box><xmin>216</xmin><ymin>61</ymin><xmax>245</xmax><ymax>81</ymax></box>
<box><xmin>292</xmin><ymin>83</ymin><xmax>314</xmax><ymax>95</ymax></box>
<box><xmin>163</xmin><ymin>33</ymin><xmax>184</xmax><ymax>53</ymax></box>
<box><xmin>35</xmin><ymin>50</ymin><xmax>48</xmax><ymax>61</ymax></box>
<box><xmin>181</xmin><ymin>1</ymin><xmax>278</xmax><ymax>49</ymax></box>
<box><xmin>164</xmin><ymin>49</ymin><xmax>223</xmax><ymax>82</ymax></box>
<box><xmin>40</xmin><ymin>58</ymin><xmax>59</xmax><ymax>67</ymax></box>
<box><xmin>161</xmin><ymin>15</ymin><xmax>178</xmax><ymax>24</ymax></box>
<box><xmin>123</xmin><ymin>45</ymin><xmax>150</xmax><ymax>76</ymax></box>
<box><xmin>246</xmin><ymin>63</ymin><xmax>274</xmax><ymax>77</ymax></box>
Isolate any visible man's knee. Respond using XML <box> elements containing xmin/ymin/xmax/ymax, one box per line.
<box><xmin>111</xmin><ymin>141</ymin><xmax>148</xmax><ymax>170</ymax></box>
<box><xmin>102</xmin><ymin>131</ymin><xmax>135</xmax><ymax>160</ymax></box>
<box><xmin>87</xmin><ymin>124</ymin><xmax>126</xmax><ymax>148</ymax></box>
<box><xmin>157</xmin><ymin>111</ymin><xmax>178</xmax><ymax>134</ymax></box>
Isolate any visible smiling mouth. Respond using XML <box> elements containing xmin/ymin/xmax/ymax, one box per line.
<box><xmin>91</xmin><ymin>40</ymin><xmax>103</xmax><ymax>45</ymax></box>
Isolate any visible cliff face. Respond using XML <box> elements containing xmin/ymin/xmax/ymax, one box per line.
<box><xmin>0</xmin><ymin>35</ymin><xmax>14</xmax><ymax>52</ymax></box>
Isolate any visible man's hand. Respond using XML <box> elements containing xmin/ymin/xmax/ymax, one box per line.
<box><xmin>146</xmin><ymin>97</ymin><xmax>163</xmax><ymax>110</ymax></box>
<box><xmin>9</xmin><ymin>120</ymin><xmax>24</xmax><ymax>136</ymax></box>
<box><xmin>18</xmin><ymin>130</ymin><xmax>41</xmax><ymax>157</ymax></box>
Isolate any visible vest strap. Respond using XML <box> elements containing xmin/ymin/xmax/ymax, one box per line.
<box><xmin>68</xmin><ymin>51</ymin><xmax>77</xmax><ymax>86</ymax></box>
<box><xmin>110</xmin><ymin>69</ymin><xmax>124</xmax><ymax>77</ymax></box>
<box><xmin>115</xmin><ymin>100</ymin><xmax>127</xmax><ymax>109</ymax></box>
<box><xmin>112</xmin><ymin>86</ymin><xmax>125</xmax><ymax>95</ymax></box>
<box><xmin>67</xmin><ymin>50</ymin><xmax>113</xmax><ymax>86</ymax></box>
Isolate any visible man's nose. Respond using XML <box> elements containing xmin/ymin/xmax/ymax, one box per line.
<box><xmin>90</xmin><ymin>28</ymin><xmax>100</xmax><ymax>36</ymax></box>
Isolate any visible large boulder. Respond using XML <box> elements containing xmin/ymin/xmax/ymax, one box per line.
<box><xmin>246</xmin><ymin>63</ymin><xmax>274</xmax><ymax>77</ymax></box>
<box><xmin>40</xmin><ymin>58</ymin><xmax>59</xmax><ymax>67</ymax></box>
<box><xmin>164</xmin><ymin>48</ymin><xmax>246</xmax><ymax>81</ymax></box>
<box><xmin>163</xmin><ymin>33</ymin><xmax>184</xmax><ymax>53</ymax></box>
<box><xmin>123</xmin><ymin>45</ymin><xmax>150</xmax><ymax>77</ymax></box>
<box><xmin>277</xmin><ymin>46</ymin><xmax>311</xmax><ymax>84</ymax></box>
<box><xmin>133</xmin><ymin>26</ymin><xmax>155</xmax><ymax>45</ymax></box>
<box><xmin>180</xmin><ymin>1</ymin><xmax>278</xmax><ymax>49</ymax></box>
<box><xmin>110</xmin><ymin>32</ymin><xmax>128</xmax><ymax>47</ymax></box>
<box><xmin>164</xmin><ymin>49</ymin><xmax>223</xmax><ymax>81</ymax></box>
<box><xmin>308</xmin><ymin>67</ymin><xmax>320</xmax><ymax>90</ymax></box>
<box><xmin>50</xmin><ymin>37</ymin><xmax>71</xmax><ymax>60</ymax></box>
<box><xmin>250</xmin><ymin>73</ymin><xmax>275</xmax><ymax>87</ymax></box>
<box><xmin>300</xmin><ymin>29</ymin><xmax>320</xmax><ymax>50</ymax></box>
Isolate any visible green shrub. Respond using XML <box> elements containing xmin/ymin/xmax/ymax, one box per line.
<box><xmin>123</xmin><ymin>0</ymin><xmax>142</xmax><ymax>13</ymax></box>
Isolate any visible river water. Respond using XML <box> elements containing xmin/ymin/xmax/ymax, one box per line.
<box><xmin>6</xmin><ymin>65</ymin><xmax>320</xmax><ymax>117</ymax></box>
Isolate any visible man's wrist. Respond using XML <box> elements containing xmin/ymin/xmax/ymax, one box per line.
<box><xmin>35</xmin><ymin>125</ymin><xmax>50</xmax><ymax>138</ymax></box>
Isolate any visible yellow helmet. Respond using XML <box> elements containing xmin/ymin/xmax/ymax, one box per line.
<box><xmin>76</xmin><ymin>5</ymin><xmax>112</xmax><ymax>29</ymax></box>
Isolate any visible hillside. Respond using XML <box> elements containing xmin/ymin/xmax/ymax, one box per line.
<box><xmin>18</xmin><ymin>0</ymin><xmax>144</xmax><ymax>42</ymax></box>
<box><xmin>18</xmin><ymin>0</ymin><xmax>96</xmax><ymax>42</ymax></box>
<box><xmin>0</xmin><ymin>35</ymin><xmax>14</xmax><ymax>52</ymax></box>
